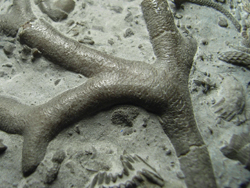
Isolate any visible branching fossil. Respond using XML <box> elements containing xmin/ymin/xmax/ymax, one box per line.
<box><xmin>0</xmin><ymin>0</ymin><xmax>217</xmax><ymax>187</ymax></box>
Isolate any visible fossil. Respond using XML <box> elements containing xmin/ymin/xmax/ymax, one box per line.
<box><xmin>174</xmin><ymin>0</ymin><xmax>241</xmax><ymax>32</ymax></box>
<box><xmin>221</xmin><ymin>132</ymin><xmax>250</xmax><ymax>170</ymax></box>
<box><xmin>35</xmin><ymin>0</ymin><xmax>76</xmax><ymax>22</ymax></box>
<box><xmin>211</xmin><ymin>76</ymin><xmax>246</xmax><ymax>123</ymax></box>
<box><xmin>218</xmin><ymin>50</ymin><xmax>250</xmax><ymax>70</ymax></box>
<box><xmin>0</xmin><ymin>0</ymin><xmax>217</xmax><ymax>187</ymax></box>
<box><xmin>88</xmin><ymin>152</ymin><xmax>165</xmax><ymax>188</ymax></box>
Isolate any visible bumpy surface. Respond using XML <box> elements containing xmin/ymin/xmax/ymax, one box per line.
<box><xmin>0</xmin><ymin>0</ymin><xmax>217</xmax><ymax>187</ymax></box>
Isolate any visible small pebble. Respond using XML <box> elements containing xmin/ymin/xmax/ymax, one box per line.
<box><xmin>82</xmin><ymin>2</ymin><xmax>86</xmax><ymax>9</ymax></box>
<box><xmin>66</xmin><ymin>20</ymin><xmax>75</xmax><ymax>27</ymax></box>
<box><xmin>0</xmin><ymin>71</ymin><xmax>7</xmax><ymax>77</ymax></box>
<box><xmin>92</xmin><ymin>25</ymin><xmax>104</xmax><ymax>32</ymax></box>
<box><xmin>108</xmin><ymin>38</ymin><xmax>114</xmax><ymax>45</ymax></box>
<box><xmin>124</xmin><ymin>12</ymin><xmax>133</xmax><ymax>22</ymax></box>
<box><xmin>79</xmin><ymin>36</ymin><xmax>95</xmax><ymax>45</ymax></box>
<box><xmin>71</xmin><ymin>28</ymin><xmax>79</xmax><ymax>36</ymax></box>
<box><xmin>138</xmin><ymin>44</ymin><xmax>143</xmax><ymax>49</ymax></box>
<box><xmin>124</xmin><ymin>28</ymin><xmax>134</xmax><ymax>38</ymax></box>
<box><xmin>74</xmin><ymin>125</ymin><xmax>80</xmax><ymax>134</ymax></box>
<box><xmin>52</xmin><ymin>150</ymin><xmax>66</xmax><ymax>164</ymax></box>
<box><xmin>54</xmin><ymin>79</ymin><xmax>61</xmax><ymax>86</ymax></box>
<box><xmin>2</xmin><ymin>63</ymin><xmax>12</xmax><ymax>68</ymax></box>
<box><xmin>201</xmin><ymin>39</ymin><xmax>209</xmax><ymax>45</ymax></box>
<box><xmin>218</xmin><ymin>17</ymin><xmax>228</xmax><ymax>28</ymax></box>
<box><xmin>44</xmin><ymin>163</ymin><xmax>60</xmax><ymax>184</ymax></box>
<box><xmin>176</xmin><ymin>171</ymin><xmax>186</xmax><ymax>179</ymax></box>
<box><xmin>166</xmin><ymin>149</ymin><xmax>172</xmax><ymax>155</ymax></box>
<box><xmin>122</xmin><ymin>127</ymin><xmax>134</xmax><ymax>136</ymax></box>
<box><xmin>174</xmin><ymin>13</ymin><xmax>183</xmax><ymax>19</ymax></box>
<box><xmin>110</xmin><ymin>6</ymin><xmax>123</xmax><ymax>13</ymax></box>
<box><xmin>0</xmin><ymin>141</ymin><xmax>7</xmax><ymax>154</ymax></box>
<box><xmin>3</xmin><ymin>43</ymin><xmax>15</xmax><ymax>56</ymax></box>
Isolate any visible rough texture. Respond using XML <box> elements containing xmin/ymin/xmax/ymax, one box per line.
<box><xmin>0</xmin><ymin>0</ymin><xmax>217</xmax><ymax>187</ymax></box>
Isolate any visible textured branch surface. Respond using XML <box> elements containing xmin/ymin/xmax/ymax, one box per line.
<box><xmin>0</xmin><ymin>0</ymin><xmax>217</xmax><ymax>187</ymax></box>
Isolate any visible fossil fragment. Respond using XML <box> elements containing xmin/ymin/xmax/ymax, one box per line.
<box><xmin>36</xmin><ymin>0</ymin><xmax>75</xmax><ymax>22</ymax></box>
<box><xmin>242</xmin><ymin>0</ymin><xmax>250</xmax><ymax>13</ymax></box>
<box><xmin>218</xmin><ymin>51</ymin><xmax>250</xmax><ymax>70</ymax></box>
<box><xmin>88</xmin><ymin>153</ymin><xmax>165</xmax><ymax>188</ymax></box>
<box><xmin>211</xmin><ymin>76</ymin><xmax>246</xmax><ymax>123</ymax></box>
<box><xmin>174</xmin><ymin>0</ymin><xmax>241</xmax><ymax>32</ymax></box>
<box><xmin>220</xmin><ymin>132</ymin><xmax>250</xmax><ymax>170</ymax></box>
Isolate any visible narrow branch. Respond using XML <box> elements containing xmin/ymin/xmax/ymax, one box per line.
<box><xmin>19</xmin><ymin>19</ymin><xmax>143</xmax><ymax>78</ymax></box>
<box><xmin>141</xmin><ymin>0</ymin><xmax>197</xmax><ymax>73</ymax></box>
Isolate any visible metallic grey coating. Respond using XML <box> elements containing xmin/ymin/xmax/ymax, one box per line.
<box><xmin>0</xmin><ymin>0</ymin><xmax>217</xmax><ymax>187</ymax></box>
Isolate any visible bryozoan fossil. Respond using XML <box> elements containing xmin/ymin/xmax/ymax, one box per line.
<box><xmin>0</xmin><ymin>0</ymin><xmax>217</xmax><ymax>187</ymax></box>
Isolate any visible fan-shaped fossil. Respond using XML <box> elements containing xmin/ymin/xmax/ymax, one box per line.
<box><xmin>211</xmin><ymin>76</ymin><xmax>246</xmax><ymax>123</ymax></box>
<box><xmin>35</xmin><ymin>0</ymin><xmax>75</xmax><ymax>21</ymax></box>
<box><xmin>220</xmin><ymin>132</ymin><xmax>250</xmax><ymax>170</ymax></box>
<box><xmin>88</xmin><ymin>153</ymin><xmax>165</xmax><ymax>188</ymax></box>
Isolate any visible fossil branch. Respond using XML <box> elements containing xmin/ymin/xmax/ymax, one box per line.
<box><xmin>0</xmin><ymin>0</ymin><xmax>217</xmax><ymax>187</ymax></box>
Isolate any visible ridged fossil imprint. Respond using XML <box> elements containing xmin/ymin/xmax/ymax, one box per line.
<box><xmin>88</xmin><ymin>152</ymin><xmax>165</xmax><ymax>188</ymax></box>
<box><xmin>0</xmin><ymin>0</ymin><xmax>217</xmax><ymax>187</ymax></box>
